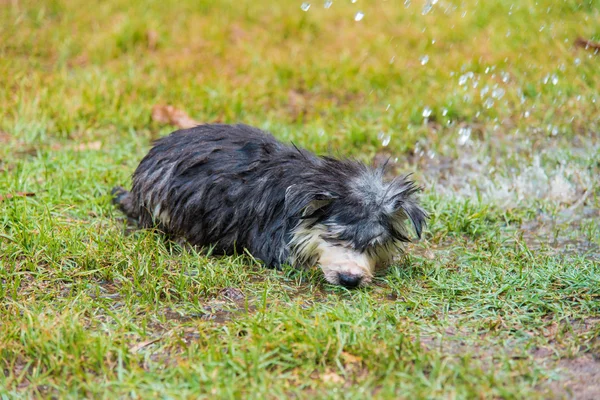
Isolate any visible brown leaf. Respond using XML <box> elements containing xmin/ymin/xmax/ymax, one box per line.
<box><xmin>0</xmin><ymin>131</ymin><xmax>10</xmax><ymax>143</ymax></box>
<box><xmin>341</xmin><ymin>351</ymin><xmax>362</xmax><ymax>364</ymax></box>
<box><xmin>575</xmin><ymin>37</ymin><xmax>600</xmax><ymax>52</ymax></box>
<box><xmin>130</xmin><ymin>338</ymin><xmax>161</xmax><ymax>353</ymax></box>
<box><xmin>74</xmin><ymin>141</ymin><xmax>102</xmax><ymax>151</ymax></box>
<box><xmin>321</xmin><ymin>371</ymin><xmax>344</xmax><ymax>384</ymax></box>
<box><xmin>146</xmin><ymin>30</ymin><xmax>159</xmax><ymax>50</ymax></box>
<box><xmin>0</xmin><ymin>192</ymin><xmax>35</xmax><ymax>202</ymax></box>
<box><xmin>543</xmin><ymin>322</ymin><xmax>559</xmax><ymax>338</ymax></box>
<box><xmin>287</xmin><ymin>90</ymin><xmax>308</xmax><ymax>120</ymax></box>
<box><xmin>152</xmin><ymin>105</ymin><xmax>200</xmax><ymax>129</ymax></box>
<box><xmin>229</xmin><ymin>24</ymin><xmax>247</xmax><ymax>44</ymax></box>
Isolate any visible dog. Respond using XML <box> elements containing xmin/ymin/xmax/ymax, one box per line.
<box><xmin>112</xmin><ymin>124</ymin><xmax>427</xmax><ymax>288</ymax></box>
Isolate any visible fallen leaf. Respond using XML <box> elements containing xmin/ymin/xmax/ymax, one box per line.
<box><xmin>0</xmin><ymin>192</ymin><xmax>35</xmax><ymax>202</ymax></box>
<box><xmin>152</xmin><ymin>105</ymin><xmax>200</xmax><ymax>129</ymax></box>
<box><xmin>341</xmin><ymin>351</ymin><xmax>362</xmax><ymax>364</ymax></box>
<box><xmin>287</xmin><ymin>89</ymin><xmax>308</xmax><ymax>120</ymax></box>
<box><xmin>146</xmin><ymin>30</ymin><xmax>158</xmax><ymax>50</ymax></box>
<box><xmin>0</xmin><ymin>131</ymin><xmax>10</xmax><ymax>143</ymax></box>
<box><xmin>321</xmin><ymin>371</ymin><xmax>344</xmax><ymax>384</ymax></box>
<box><xmin>74</xmin><ymin>141</ymin><xmax>102</xmax><ymax>151</ymax></box>
<box><xmin>543</xmin><ymin>322</ymin><xmax>559</xmax><ymax>338</ymax></box>
<box><xmin>229</xmin><ymin>24</ymin><xmax>247</xmax><ymax>44</ymax></box>
<box><xmin>130</xmin><ymin>338</ymin><xmax>162</xmax><ymax>353</ymax></box>
<box><xmin>575</xmin><ymin>37</ymin><xmax>600</xmax><ymax>52</ymax></box>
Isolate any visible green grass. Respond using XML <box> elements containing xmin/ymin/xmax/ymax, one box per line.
<box><xmin>1</xmin><ymin>0</ymin><xmax>599</xmax><ymax>398</ymax></box>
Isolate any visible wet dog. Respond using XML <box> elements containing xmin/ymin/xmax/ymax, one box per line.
<box><xmin>112</xmin><ymin>124</ymin><xmax>427</xmax><ymax>288</ymax></box>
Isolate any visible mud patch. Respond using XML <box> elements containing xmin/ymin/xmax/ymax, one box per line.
<box><xmin>518</xmin><ymin>208</ymin><xmax>600</xmax><ymax>260</ymax></box>
<box><xmin>164</xmin><ymin>287</ymin><xmax>254</xmax><ymax>324</ymax></box>
<box><xmin>548</xmin><ymin>355</ymin><xmax>600</xmax><ymax>400</ymax></box>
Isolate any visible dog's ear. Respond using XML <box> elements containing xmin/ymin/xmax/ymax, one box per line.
<box><xmin>285</xmin><ymin>185</ymin><xmax>338</xmax><ymax>219</ymax></box>
<box><xmin>387</xmin><ymin>176</ymin><xmax>427</xmax><ymax>239</ymax></box>
<box><xmin>302</xmin><ymin>191</ymin><xmax>337</xmax><ymax>219</ymax></box>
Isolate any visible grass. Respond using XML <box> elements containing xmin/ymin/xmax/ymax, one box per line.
<box><xmin>1</xmin><ymin>0</ymin><xmax>599</xmax><ymax>398</ymax></box>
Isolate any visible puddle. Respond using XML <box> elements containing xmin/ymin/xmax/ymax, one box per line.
<box><xmin>164</xmin><ymin>287</ymin><xmax>255</xmax><ymax>324</ymax></box>
<box><xmin>517</xmin><ymin>209</ymin><xmax>600</xmax><ymax>260</ymax></box>
<box><xmin>377</xmin><ymin>135</ymin><xmax>599</xmax><ymax>260</ymax></box>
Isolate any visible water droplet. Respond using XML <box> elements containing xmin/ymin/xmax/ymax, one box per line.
<box><xmin>422</xmin><ymin>0</ymin><xmax>433</xmax><ymax>15</ymax></box>
<box><xmin>324</xmin><ymin>0</ymin><xmax>333</xmax><ymax>9</ymax></box>
<box><xmin>480</xmin><ymin>86</ymin><xmax>489</xmax><ymax>98</ymax></box>
<box><xmin>420</xmin><ymin>55</ymin><xmax>429</xmax><ymax>65</ymax></box>
<box><xmin>422</xmin><ymin>106</ymin><xmax>432</xmax><ymax>118</ymax></box>
<box><xmin>431</xmin><ymin>39</ymin><xmax>436</xmax><ymax>44</ymax></box>
<box><xmin>301</xmin><ymin>2</ymin><xmax>311</xmax><ymax>11</ymax></box>
<box><xmin>442</xmin><ymin>108</ymin><xmax>448</xmax><ymax>116</ymax></box>
<box><xmin>501</xmin><ymin>71</ymin><xmax>510</xmax><ymax>83</ymax></box>
<box><xmin>404</xmin><ymin>0</ymin><xmax>411</xmax><ymax>8</ymax></box>
<box><xmin>551</xmin><ymin>74</ymin><xmax>558</xmax><ymax>85</ymax></box>
<box><xmin>524</xmin><ymin>110</ymin><xmax>530</xmax><ymax>118</ymax></box>
<box><xmin>457</xmin><ymin>126</ymin><xmax>471</xmax><ymax>146</ymax></box>
<box><xmin>351</xmin><ymin>0</ymin><xmax>357</xmax><ymax>3</ymax></box>
<box><xmin>506</xmin><ymin>29</ymin><xmax>511</xmax><ymax>37</ymax></box>
<box><xmin>427</xmin><ymin>150</ymin><xmax>436</xmax><ymax>159</ymax></box>
<box><xmin>378</xmin><ymin>131</ymin><xmax>391</xmax><ymax>147</ymax></box>
<box><xmin>539</xmin><ymin>25</ymin><xmax>545</xmax><ymax>32</ymax></box>
<box><xmin>318</xmin><ymin>129</ymin><xmax>325</xmax><ymax>137</ymax></box>
<box><xmin>492</xmin><ymin>88</ymin><xmax>505</xmax><ymax>99</ymax></box>
<box><xmin>574</xmin><ymin>58</ymin><xmax>581</xmax><ymax>66</ymax></box>
<box><xmin>484</xmin><ymin>98</ymin><xmax>494</xmax><ymax>109</ymax></box>
<box><xmin>354</xmin><ymin>11</ymin><xmax>364</xmax><ymax>21</ymax></box>
<box><xmin>458</xmin><ymin>74</ymin><xmax>468</xmax><ymax>85</ymax></box>
<box><xmin>461</xmin><ymin>10</ymin><xmax>467</xmax><ymax>18</ymax></box>
<box><xmin>385</xmin><ymin>104</ymin><xmax>391</xmax><ymax>111</ymax></box>
<box><xmin>551</xmin><ymin>126</ymin><xmax>558</xmax><ymax>136</ymax></box>
<box><xmin>389</xmin><ymin>56</ymin><xmax>395</xmax><ymax>64</ymax></box>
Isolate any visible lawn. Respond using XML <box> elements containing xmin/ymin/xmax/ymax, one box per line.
<box><xmin>1</xmin><ymin>0</ymin><xmax>599</xmax><ymax>398</ymax></box>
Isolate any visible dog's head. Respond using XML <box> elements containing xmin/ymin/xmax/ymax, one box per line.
<box><xmin>287</xmin><ymin>161</ymin><xmax>427</xmax><ymax>288</ymax></box>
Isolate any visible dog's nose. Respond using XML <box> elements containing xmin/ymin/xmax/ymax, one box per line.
<box><xmin>338</xmin><ymin>273</ymin><xmax>362</xmax><ymax>288</ymax></box>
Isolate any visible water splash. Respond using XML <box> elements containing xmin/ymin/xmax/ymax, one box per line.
<box><xmin>457</xmin><ymin>126</ymin><xmax>472</xmax><ymax>146</ymax></box>
<box><xmin>491</xmin><ymin>88</ymin><xmax>505</xmax><ymax>100</ymax></box>
<box><xmin>422</xmin><ymin>0</ymin><xmax>433</xmax><ymax>15</ymax></box>
<box><xmin>458</xmin><ymin>72</ymin><xmax>474</xmax><ymax>86</ymax></box>
<box><xmin>377</xmin><ymin>131</ymin><xmax>391</xmax><ymax>147</ymax></box>
<box><xmin>300</xmin><ymin>2</ymin><xmax>311</xmax><ymax>11</ymax></box>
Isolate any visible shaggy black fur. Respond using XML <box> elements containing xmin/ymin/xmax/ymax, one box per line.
<box><xmin>113</xmin><ymin>124</ymin><xmax>426</xmax><ymax>281</ymax></box>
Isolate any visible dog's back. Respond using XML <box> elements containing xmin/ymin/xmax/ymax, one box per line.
<box><xmin>113</xmin><ymin>124</ymin><xmax>318</xmax><ymax>266</ymax></box>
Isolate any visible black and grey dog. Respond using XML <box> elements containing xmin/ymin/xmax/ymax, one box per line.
<box><xmin>112</xmin><ymin>124</ymin><xmax>427</xmax><ymax>288</ymax></box>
